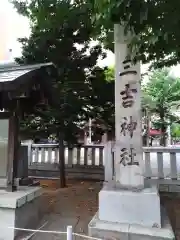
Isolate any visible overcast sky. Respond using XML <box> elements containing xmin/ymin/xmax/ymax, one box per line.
<box><xmin>1</xmin><ymin>0</ymin><xmax>180</xmax><ymax>78</ymax></box>
<box><xmin>0</xmin><ymin>0</ymin><xmax>114</xmax><ymax>66</ymax></box>
<box><xmin>0</xmin><ymin>0</ymin><xmax>30</xmax><ymax>60</ymax></box>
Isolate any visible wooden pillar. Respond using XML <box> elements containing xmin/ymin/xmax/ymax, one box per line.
<box><xmin>6</xmin><ymin>107</ymin><xmax>19</xmax><ymax>192</ymax></box>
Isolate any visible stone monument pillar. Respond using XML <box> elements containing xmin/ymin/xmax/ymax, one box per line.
<box><xmin>88</xmin><ymin>24</ymin><xmax>174</xmax><ymax>240</ymax></box>
<box><xmin>114</xmin><ymin>24</ymin><xmax>144</xmax><ymax>190</ymax></box>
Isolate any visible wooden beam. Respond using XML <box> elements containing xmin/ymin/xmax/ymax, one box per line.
<box><xmin>6</xmin><ymin>113</ymin><xmax>19</xmax><ymax>192</ymax></box>
<box><xmin>0</xmin><ymin>112</ymin><xmax>11</xmax><ymax>119</ymax></box>
<box><xmin>0</xmin><ymin>112</ymin><xmax>12</xmax><ymax>190</ymax></box>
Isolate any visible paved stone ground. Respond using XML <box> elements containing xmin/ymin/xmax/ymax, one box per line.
<box><xmin>22</xmin><ymin>180</ymin><xmax>180</xmax><ymax>239</ymax></box>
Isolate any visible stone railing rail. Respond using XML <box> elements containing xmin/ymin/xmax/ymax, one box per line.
<box><xmin>25</xmin><ymin>142</ymin><xmax>180</xmax><ymax>192</ymax></box>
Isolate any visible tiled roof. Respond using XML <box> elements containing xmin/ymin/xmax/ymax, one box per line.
<box><xmin>0</xmin><ymin>62</ymin><xmax>52</xmax><ymax>83</ymax></box>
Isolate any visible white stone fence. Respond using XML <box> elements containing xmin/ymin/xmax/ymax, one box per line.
<box><xmin>28</xmin><ymin>143</ymin><xmax>104</xmax><ymax>166</ymax></box>
<box><xmin>26</xmin><ymin>142</ymin><xmax>180</xmax><ymax>190</ymax></box>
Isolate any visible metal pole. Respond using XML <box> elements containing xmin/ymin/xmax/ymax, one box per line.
<box><xmin>67</xmin><ymin>226</ymin><xmax>73</xmax><ymax>240</ymax></box>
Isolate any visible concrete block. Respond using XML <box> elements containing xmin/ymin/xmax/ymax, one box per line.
<box><xmin>89</xmin><ymin>214</ymin><xmax>129</xmax><ymax>240</ymax></box>
<box><xmin>0</xmin><ymin>208</ymin><xmax>15</xmax><ymax>240</ymax></box>
<box><xmin>99</xmin><ymin>184</ymin><xmax>161</xmax><ymax>228</ymax></box>
<box><xmin>0</xmin><ymin>187</ymin><xmax>43</xmax><ymax>240</ymax></box>
<box><xmin>89</xmin><ymin>209</ymin><xmax>175</xmax><ymax>240</ymax></box>
<box><xmin>129</xmin><ymin>224</ymin><xmax>174</xmax><ymax>240</ymax></box>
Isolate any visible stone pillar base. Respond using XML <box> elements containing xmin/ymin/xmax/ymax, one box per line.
<box><xmin>89</xmin><ymin>210</ymin><xmax>175</xmax><ymax>240</ymax></box>
<box><xmin>99</xmin><ymin>184</ymin><xmax>161</xmax><ymax>227</ymax></box>
<box><xmin>88</xmin><ymin>184</ymin><xmax>175</xmax><ymax>239</ymax></box>
<box><xmin>0</xmin><ymin>186</ymin><xmax>43</xmax><ymax>240</ymax></box>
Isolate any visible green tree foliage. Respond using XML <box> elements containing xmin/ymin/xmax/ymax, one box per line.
<box><xmin>104</xmin><ymin>67</ymin><xmax>114</xmax><ymax>82</ymax></box>
<box><xmin>142</xmin><ymin>68</ymin><xmax>180</xmax><ymax>146</ymax></box>
<box><xmin>12</xmin><ymin>0</ymin><xmax>116</xmax><ymax>188</ymax></box>
<box><xmin>12</xmin><ymin>0</ymin><xmax>105</xmax><ymax>142</ymax></box>
<box><xmin>171</xmin><ymin>123</ymin><xmax>180</xmax><ymax>138</ymax></box>
<box><xmin>90</xmin><ymin>0</ymin><xmax>180</xmax><ymax>68</ymax></box>
<box><xmin>88</xmin><ymin>67</ymin><xmax>115</xmax><ymax>133</ymax></box>
<box><xmin>12</xmin><ymin>0</ymin><xmax>116</xmax><ymax>144</ymax></box>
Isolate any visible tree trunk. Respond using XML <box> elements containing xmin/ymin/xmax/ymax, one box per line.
<box><xmin>159</xmin><ymin>110</ymin><xmax>167</xmax><ymax>146</ymax></box>
<box><xmin>150</xmin><ymin>137</ymin><xmax>153</xmax><ymax>146</ymax></box>
<box><xmin>58</xmin><ymin>132</ymin><xmax>66</xmax><ymax>188</ymax></box>
<box><xmin>160</xmin><ymin>121</ymin><xmax>166</xmax><ymax>146</ymax></box>
<box><xmin>146</xmin><ymin>112</ymin><xmax>150</xmax><ymax>147</ymax></box>
<box><xmin>142</xmin><ymin>135</ymin><xmax>147</xmax><ymax>146</ymax></box>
